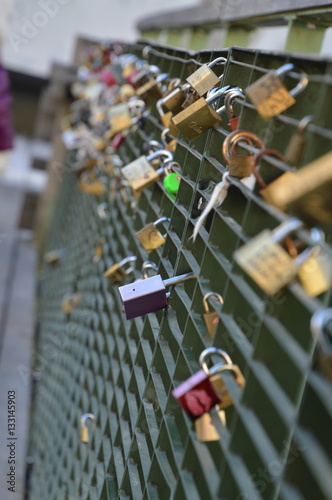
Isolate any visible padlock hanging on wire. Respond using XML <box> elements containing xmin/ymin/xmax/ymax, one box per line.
<box><xmin>135</xmin><ymin>217</ymin><xmax>171</xmax><ymax>253</ymax></box>
<box><xmin>311</xmin><ymin>308</ymin><xmax>332</xmax><ymax>381</ymax></box>
<box><xmin>186</xmin><ymin>56</ymin><xmax>227</xmax><ymax>97</ymax></box>
<box><xmin>104</xmin><ymin>255</ymin><xmax>137</xmax><ymax>285</ymax></box>
<box><xmin>118</xmin><ymin>271</ymin><xmax>196</xmax><ymax>319</ymax></box>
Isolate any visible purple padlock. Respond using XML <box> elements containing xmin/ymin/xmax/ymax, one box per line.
<box><xmin>118</xmin><ymin>272</ymin><xmax>195</xmax><ymax>319</ymax></box>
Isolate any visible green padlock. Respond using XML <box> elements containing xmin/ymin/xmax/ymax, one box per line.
<box><xmin>163</xmin><ymin>172</ymin><xmax>181</xmax><ymax>195</ymax></box>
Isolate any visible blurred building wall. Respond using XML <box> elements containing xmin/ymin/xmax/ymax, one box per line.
<box><xmin>1</xmin><ymin>0</ymin><xmax>199</xmax><ymax>77</ymax></box>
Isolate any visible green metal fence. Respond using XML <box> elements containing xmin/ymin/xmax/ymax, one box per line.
<box><xmin>28</xmin><ymin>42</ymin><xmax>332</xmax><ymax>500</ymax></box>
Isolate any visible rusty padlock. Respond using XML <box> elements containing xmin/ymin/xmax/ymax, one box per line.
<box><xmin>222</xmin><ymin>129</ymin><xmax>264</xmax><ymax>178</ymax></box>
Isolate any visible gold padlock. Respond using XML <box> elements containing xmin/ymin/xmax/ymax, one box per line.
<box><xmin>245</xmin><ymin>63</ymin><xmax>308</xmax><ymax>121</ymax></box>
<box><xmin>121</xmin><ymin>150</ymin><xmax>173</xmax><ymax>193</ymax></box>
<box><xmin>61</xmin><ymin>292</ymin><xmax>83</xmax><ymax>314</ymax></box>
<box><xmin>257</xmin><ymin>151</ymin><xmax>332</xmax><ymax>226</ymax></box>
<box><xmin>285</xmin><ymin>115</ymin><xmax>314</xmax><ymax>165</ymax></box>
<box><xmin>108</xmin><ymin>102</ymin><xmax>133</xmax><ymax>137</ymax></box>
<box><xmin>78</xmin><ymin>171</ymin><xmax>107</xmax><ymax>196</ymax></box>
<box><xmin>172</xmin><ymin>85</ymin><xmax>239</xmax><ymax>140</ymax></box>
<box><xmin>203</xmin><ymin>292</ymin><xmax>224</xmax><ymax>338</ymax></box>
<box><xmin>311</xmin><ymin>308</ymin><xmax>332</xmax><ymax>381</ymax></box>
<box><xmin>80</xmin><ymin>413</ymin><xmax>96</xmax><ymax>444</ymax></box>
<box><xmin>186</xmin><ymin>56</ymin><xmax>226</xmax><ymax>96</ymax></box>
<box><xmin>209</xmin><ymin>364</ymin><xmax>246</xmax><ymax>409</ymax></box>
<box><xmin>194</xmin><ymin>410</ymin><xmax>226</xmax><ymax>442</ymax></box>
<box><xmin>135</xmin><ymin>217</ymin><xmax>171</xmax><ymax>253</ymax></box>
<box><xmin>136</xmin><ymin>77</ymin><xmax>163</xmax><ymax>105</ymax></box>
<box><xmin>161</xmin><ymin>83</ymin><xmax>191</xmax><ymax>114</ymax></box>
<box><xmin>222</xmin><ymin>130</ymin><xmax>264</xmax><ymax>179</ymax></box>
<box><xmin>104</xmin><ymin>256</ymin><xmax>137</xmax><ymax>285</ymax></box>
<box><xmin>297</xmin><ymin>245</ymin><xmax>331</xmax><ymax>297</ymax></box>
<box><xmin>234</xmin><ymin>218</ymin><xmax>313</xmax><ymax>295</ymax></box>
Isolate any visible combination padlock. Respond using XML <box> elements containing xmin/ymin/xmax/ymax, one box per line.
<box><xmin>311</xmin><ymin>308</ymin><xmax>332</xmax><ymax>381</ymax></box>
<box><xmin>260</xmin><ymin>151</ymin><xmax>332</xmax><ymax>226</ymax></box>
<box><xmin>284</xmin><ymin>115</ymin><xmax>314</xmax><ymax>166</ymax></box>
<box><xmin>135</xmin><ymin>216</ymin><xmax>171</xmax><ymax>253</ymax></box>
<box><xmin>104</xmin><ymin>255</ymin><xmax>137</xmax><ymax>285</ymax></box>
<box><xmin>234</xmin><ymin>218</ymin><xmax>313</xmax><ymax>295</ymax></box>
<box><xmin>245</xmin><ymin>63</ymin><xmax>308</xmax><ymax>120</ymax></box>
<box><xmin>118</xmin><ymin>271</ymin><xmax>196</xmax><ymax>319</ymax></box>
<box><xmin>121</xmin><ymin>149</ymin><xmax>173</xmax><ymax>194</ymax></box>
<box><xmin>80</xmin><ymin>413</ymin><xmax>96</xmax><ymax>444</ymax></box>
<box><xmin>186</xmin><ymin>56</ymin><xmax>226</xmax><ymax>96</ymax></box>
<box><xmin>224</xmin><ymin>89</ymin><xmax>245</xmax><ymax>131</ymax></box>
<box><xmin>222</xmin><ymin>129</ymin><xmax>264</xmax><ymax>178</ymax></box>
<box><xmin>172</xmin><ymin>85</ymin><xmax>241</xmax><ymax>140</ymax></box>
<box><xmin>203</xmin><ymin>292</ymin><xmax>224</xmax><ymax>338</ymax></box>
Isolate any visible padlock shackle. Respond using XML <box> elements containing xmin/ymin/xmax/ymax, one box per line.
<box><xmin>163</xmin><ymin>272</ymin><xmax>196</xmax><ymax>288</ymax></box>
<box><xmin>205</xmin><ymin>85</ymin><xmax>233</xmax><ymax>105</ymax></box>
<box><xmin>80</xmin><ymin>413</ymin><xmax>96</xmax><ymax>427</ymax></box>
<box><xmin>297</xmin><ymin>114</ymin><xmax>315</xmax><ymax>135</ymax></box>
<box><xmin>145</xmin><ymin>140</ymin><xmax>164</xmax><ymax>154</ymax></box>
<box><xmin>199</xmin><ymin>347</ymin><xmax>233</xmax><ymax>375</ymax></box>
<box><xmin>208</xmin><ymin>56</ymin><xmax>227</xmax><ymax>69</ymax></box>
<box><xmin>118</xmin><ymin>255</ymin><xmax>137</xmax><ymax>275</ymax></box>
<box><xmin>128</xmin><ymin>99</ymin><xmax>146</xmax><ymax>111</ymax></box>
<box><xmin>203</xmin><ymin>292</ymin><xmax>224</xmax><ymax>314</ymax></box>
<box><xmin>97</xmin><ymin>202</ymin><xmax>108</xmax><ymax>220</ymax></box>
<box><xmin>222</xmin><ymin>129</ymin><xmax>264</xmax><ymax>163</ymax></box>
<box><xmin>213</xmin><ymin>363</ymin><xmax>244</xmax><ymax>384</ymax></box>
<box><xmin>146</xmin><ymin>150</ymin><xmax>173</xmax><ymax>163</ymax></box>
<box><xmin>251</xmin><ymin>148</ymin><xmax>287</xmax><ymax>188</ymax></box>
<box><xmin>310</xmin><ymin>308</ymin><xmax>332</xmax><ymax>351</ymax></box>
<box><xmin>141</xmin><ymin>261</ymin><xmax>159</xmax><ymax>279</ymax></box>
<box><xmin>224</xmin><ymin>90</ymin><xmax>245</xmax><ymax>119</ymax></box>
<box><xmin>274</xmin><ymin>63</ymin><xmax>308</xmax><ymax>98</ymax></box>
<box><xmin>156</xmin><ymin>72</ymin><xmax>169</xmax><ymax>84</ymax></box>
<box><xmin>270</xmin><ymin>218</ymin><xmax>303</xmax><ymax>243</ymax></box>
<box><xmin>154</xmin><ymin>217</ymin><xmax>171</xmax><ymax>227</ymax></box>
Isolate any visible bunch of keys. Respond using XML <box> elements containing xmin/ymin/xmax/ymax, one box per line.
<box><xmin>172</xmin><ymin>347</ymin><xmax>245</xmax><ymax>441</ymax></box>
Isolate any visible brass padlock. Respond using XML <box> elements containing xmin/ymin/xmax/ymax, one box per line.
<box><xmin>78</xmin><ymin>171</ymin><xmax>107</xmax><ymax>196</ymax></box>
<box><xmin>135</xmin><ymin>217</ymin><xmax>171</xmax><ymax>253</ymax></box>
<box><xmin>136</xmin><ymin>73</ymin><xmax>168</xmax><ymax>105</ymax></box>
<box><xmin>44</xmin><ymin>248</ymin><xmax>65</xmax><ymax>266</ymax></box>
<box><xmin>195</xmin><ymin>410</ymin><xmax>226</xmax><ymax>442</ymax></box>
<box><xmin>311</xmin><ymin>308</ymin><xmax>332</xmax><ymax>381</ymax></box>
<box><xmin>285</xmin><ymin>115</ymin><xmax>314</xmax><ymax>165</ymax></box>
<box><xmin>161</xmin><ymin>128</ymin><xmax>178</xmax><ymax>154</ymax></box>
<box><xmin>107</xmin><ymin>100</ymin><xmax>145</xmax><ymax>138</ymax></box>
<box><xmin>297</xmin><ymin>245</ymin><xmax>332</xmax><ymax>297</ymax></box>
<box><xmin>222</xmin><ymin>130</ymin><xmax>264</xmax><ymax>178</ymax></box>
<box><xmin>186</xmin><ymin>56</ymin><xmax>226</xmax><ymax>96</ymax></box>
<box><xmin>246</xmin><ymin>63</ymin><xmax>308</xmax><ymax>121</ymax></box>
<box><xmin>234</xmin><ymin>218</ymin><xmax>313</xmax><ymax>295</ymax></box>
<box><xmin>161</xmin><ymin>83</ymin><xmax>191</xmax><ymax>114</ymax></box>
<box><xmin>121</xmin><ymin>149</ymin><xmax>173</xmax><ymax>194</ymax></box>
<box><xmin>104</xmin><ymin>256</ymin><xmax>137</xmax><ymax>285</ymax></box>
<box><xmin>203</xmin><ymin>292</ymin><xmax>224</xmax><ymax>338</ymax></box>
<box><xmin>224</xmin><ymin>89</ymin><xmax>245</xmax><ymax>131</ymax></box>
<box><xmin>61</xmin><ymin>292</ymin><xmax>83</xmax><ymax>314</ymax></box>
<box><xmin>80</xmin><ymin>413</ymin><xmax>96</xmax><ymax>444</ymax></box>
<box><xmin>172</xmin><ymin>85</ymin><xmax>240</xmax><ymax>140</ymax></box>
<box><xmin>258</xmin><ymin>151</ymin><xmax>332</xmax><ymax>226</ymax></box>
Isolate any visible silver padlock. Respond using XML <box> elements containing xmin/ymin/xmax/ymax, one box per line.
<box><xmin>118</xmin><ymin>272</ymin><xmax>196</xmax><ymax>319</ymax></box>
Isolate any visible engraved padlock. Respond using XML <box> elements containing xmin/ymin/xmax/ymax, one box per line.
<box><xmin>80</xmin><ymin>413</ymin><xmax>96</xmax><ymax>444</ymax></box>
<box><xmin>258</xmin><ymin>151</ymin><xmax>332</xmax><ymax>226</ymax></box>
<box><xmin>311</xmin><ymin>308</ymin><xmax>332</xmax><ymax>381</ymax></box>
<box><xmin>285</xmin><ymin>115</ymin><xmax>314</xmax><ymax>166</ymax></box>
<box><xmin>118</xmin><ymin>271</ymin><xmax>196</xmax><ymax>319</ymax></box>
<box><xmin>246</xmin><ymin>63</ymin><xmax>308</xmax><ymax>120</ymax></box>
<box><xmin>203</xmin><ymin>292</ymin><xmax>224</xmax><ymax>338</ymax></box>
<box><xmin>199</xmin><ymin>348</ymin><xmax>246</xmax><ymax>410</ymax></box>
<box><xmin>121</xmin><ymin>149</ymin><xmax>173</xmax><ymax>194</ymax></box>
<box><xmin>224</xmin><ymin>89</ymin><xmax>245</xmax><ymax>131</ymax></box>
<box><xmin>234</xmin><ymin>218</ymin><xmax>313</xmax><ymax>295</ymax></box>
<box><xmin>171</xmin><ymin>85</ymin><xmax>241</xmax><ymax>140</ymax></box>
<box><xmin>186</xmin><ymin>57</ymin><xmax>226</xmax><ymax>96</ymax></box>
<box><xmin>135</xmin><ymin>216</ymin><xmax>171</xmax><ymax>253</ymax></box>
<box><xmin>172</xmin><ymin>347</ymin><xmax>232</xmax><ymax>420</ymax></box>
<box><xmin>222</xmin><ymin>129</ymin><xmax>264</xmax><ymax>178</ymax></box>
<box><xmin>104</xmin><ymin>255</ymin><xmax>137</xmax><ymax>285</ymax></box>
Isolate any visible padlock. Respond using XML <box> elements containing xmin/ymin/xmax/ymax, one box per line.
<box><xmin>164</xmin><ymin>172</ymin><xmax>181</xmax><ymax>196</ymax></box>
<box><xmin>107</xmin><ymin>99</ymin><xmax>145</xmax><ymax>138</ymax></box>
<box><xmin>245</xmin><ymin>63</ymin><xmax>308</xmax><ymax>120</ymax></box>
<box><xmin>110</xmin><ymin>131</ymin><xmax>127</xmax><ymax>150</ymax></box>
<box><xmin>140</xmin><ymin>261</ymin><xmax>159</xmax><ymax>280</ymax></box>
<box><xmin>97</xmin><ymin>203</ymin><xmax>108</xmax><ymax>220</ymax></box>
<box><xmin>172</xmin><ymin>347</ymin><xmax>232</xmax><ymax>419</ymax></box>
<box><xmin>61</xmin><ymin>292</ymin><xmax>83</xmax><ymax>314</ymax></box>
<box><xmin>136</xmin><ymin>73</ymin><xmax>168</xmax><ymax>105</ymax></box>
<box><xmin>78</xmin><ymin>171</ymin><xmax>107</xmax><ymax>196</ymax></box>
<box><xmin>104</xmin><ymin>256</ymin><xmax>137</xmax><ymax>285</ymax></box>
<box><xmin>161</xmin><ymin>128</ymin><xmax>178</xmax><ymax>154</ymax></box>
<box><xmin>250</xmin><ymin>148</ymin><xmax>288</xmax><ymax>192</ymax></box>
<box><xmin>234</xmin><ymin>218</ymin><xmax>313</xmax><ymax>295</ymax></box>
<box><xmin>93</xmin><ymin>237</ymin><xmax>106</xmax><ymax>264</ymax></box>
<box><xmin>222</xmin><ymin>129</ymin><xmax>264</xmax><ymax>178</ymax></box>
<box><xmin>135</xmin><ymin>217</ymin><xmax>171</xmax><ymax>253</ymax></box>
<box><xmin>118</xmin><ymin>272</ymin><xmax>196</xmax><ymax>319</ymax></box>
<box><xmin>121</xmin><ymin>149</ymin><xmax>173</xmax><ymax>194</ymax></box>
<box><xmin>224</xmin><ymin>89</ymin><xmax>245</xmax><ymax>131</ymax></box>
<box><xmin>160</xmin><ymin>83</ymin><xmax>192</xmax><ymax>114</ymax></box>
<box><xmin>194</xmin><ymin>410</ymin><xmax>226</xmax><ymax>442</ymax></box>
<box><xmin>297</xmin><ymin>245</ymin><xmax>332</xmax><ymax>297</ymax></box>
<box><xmin>311</xmin><ymin>308</ymin><xmax>332</xmax><ymax>381</ymax></box>
<box><xmin>80</xmin><ymin>413</ymin><xmax>96</xmax><ymax>444</ymax></box>
<box><xmin>186</xmin><ymin>57</ymin><xmax>226</xmax><ymax>96</ymax></box>
<box><xmin>171</xmin><ymin>85</ymin><xmax>240</xmax><ymax>140</ymax></box>
<box><xmin>258</xmin><ymin>151</ymin><xmax>332</xmax><ymax>226</ymax></box>
<box><xmin>203</xmin><ymin>292</ymin><xmax>224</xmax><ymax>338</ymax></box>
<box><xmin>44</xmin><ymin>248</ymin><xmax>65</xmax><ymax>266</ymax></box>
<box><xmin>285</xmin><ymin>115</ymin><xmax>314</xmax><ymax>165</ymax></box>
